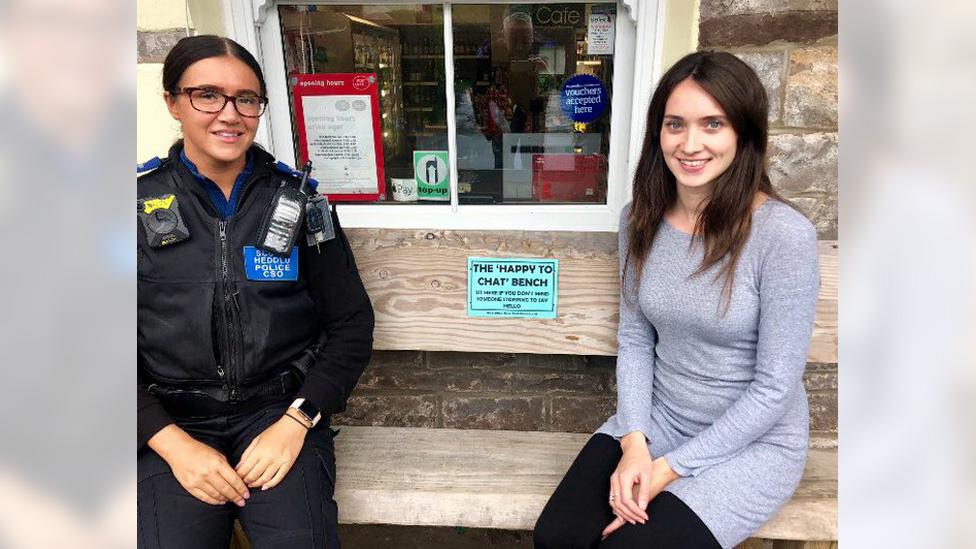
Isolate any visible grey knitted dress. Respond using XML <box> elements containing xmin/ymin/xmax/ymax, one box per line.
<box><xmin>597</xmin><ymin>199</ymin><xmax>819</xmax><ymax>548</ymax></box>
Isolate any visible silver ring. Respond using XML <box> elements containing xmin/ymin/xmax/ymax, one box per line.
<box><xmin>609</xmin><ymin>494</ymin><xmax>616</xmax><ymax>502</ymax></box>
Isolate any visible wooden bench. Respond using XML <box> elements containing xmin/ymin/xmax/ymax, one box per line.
<box><xmin>232</xmin><ymin>428</ymin><xmax>835</xmax><ymax>548</ymax></box>
<box><xmin>333</xmin><ymin>426</ymin><xmax>837</xmax><ymax>541</ymax></box>
<box><xmin>230</xmin><ymin>232</ymin><xmax>837</xmax><ymax>547</ymax></box>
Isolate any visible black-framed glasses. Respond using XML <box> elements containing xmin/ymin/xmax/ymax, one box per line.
<box><xmin>174</xmin><ymin>87</ymin><xmax>268</xmax><ymax>117</ymax></box>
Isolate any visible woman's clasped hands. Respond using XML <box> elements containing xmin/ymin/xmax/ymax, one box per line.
<box><xmin>602</xmin><ymin>432</ymin><xmax>680</xmax><ymax>540</ymax></box>
<box><xmin>150</xmin><ymin>411</ymin><xmax>309</xmax><ymax>507</ymax></box>
<box><xmin>235</xmin><ymin>412</ymin><xmax>309</xmax><ymax>492</ymax></box>
<box><xmin>150</xmin><ymin>424</ymin><xmax>251</xmax><ymax>507</ymax></box>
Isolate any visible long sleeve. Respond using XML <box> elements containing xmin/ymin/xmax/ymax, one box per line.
<box><xmin>138</xmin><ymin>361</ymin><xmax>172</xmax><ymax>449</ymax></box>
<box><xmin>296</xmin><ymin>209</ymin><xmax>375</xmax><ymax>417</ymax></box>
<box><xmin>606</xmin><ymin>205</ymin><xmax>658</xmax><ymax>445</ymax></box>
<box><xmin>664</xmin><ymin>221</ymin><xmax>819</xmax><ymax>477</ymax></box>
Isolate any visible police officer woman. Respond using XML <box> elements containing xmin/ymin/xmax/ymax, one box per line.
<box><xmin>137</xmin><ymin>35</ymin><xmax>374</xmax><ymax>548</ymax></box>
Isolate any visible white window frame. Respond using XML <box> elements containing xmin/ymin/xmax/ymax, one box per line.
<box><xmin>225</xmin><ymin>0</ymin><xmax>666</xmax><ymax>231</ymax></box>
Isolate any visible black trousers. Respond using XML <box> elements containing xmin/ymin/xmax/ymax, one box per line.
<box><xmin>534</xmin><ymin>434</ymin><xmax>720</xmax><ymax>549</ymax></box>
<box><xmin>137</xmin><ymin>398</ymin><xmax>339</xmax><ymax>549</ymax></box>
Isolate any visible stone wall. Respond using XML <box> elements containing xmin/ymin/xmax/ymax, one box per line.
<box><xmin>333</xmin><ymin>351</ymin><xmax>838</xmax><ymax>445</ymax></box>
<box><xmin>699</xmin><ymin>0</ymin><xmax>839</xmax><ymax>239</ymax></box>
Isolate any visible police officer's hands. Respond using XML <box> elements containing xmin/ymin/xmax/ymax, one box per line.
<box><xmin>147</xmin><ymin>424</ymin><xmax>250</xmax><ymax>507</ymax></box>
<box><xmin>235</xmin><ymin>413</ymin><xmax>308</xmax><ymax>491</ymax></box>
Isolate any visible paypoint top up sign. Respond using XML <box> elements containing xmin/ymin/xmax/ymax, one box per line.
<box><xmin>413</xmin><ymin>150</ymin><xmax>449</xmax><ymax>201</ymax></box>
<box><xmin>467</xmin><ymin>258</ymin><xmax>559</xmax><ymax>319</ymax></box>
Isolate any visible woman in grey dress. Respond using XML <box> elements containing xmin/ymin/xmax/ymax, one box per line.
<box><xmin>534</xmin><ymin>51</ymin><xmax>819</xmax><ymax>548</ymax></box>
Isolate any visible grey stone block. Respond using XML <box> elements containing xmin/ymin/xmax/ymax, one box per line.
<box><xmin>333</xmin><ymin>392</ymin><xmax>438</xmax><ymax>428</ymax></box>
<box><xmin>368</xmin><ymin>350</ymin><xmax>425</xmax><ymax>369</ymax></box>
<box><xmin>549</xmin><ymin>396</ymin><xmax>616</xmax><ymax>433</ymax></box>
<box><xmin>699</xmin><ymin>12</ymin><xmax>837</xmax><ymax>48</ymax></box>
<box><xmin>442</xmin><ymin>396</ymin><xmax>546</xmax><ymax>430</ymax></box>
<box><xmin>701</xmin><ymin>0</ymin><xmax>837</xmax><ymax>17</ymax></box>
<box><xmin>442</xmin><ymin>369</ymin><xmax>607</xmax><ymax>394</ymax></box>
<box><xmin>138</xmin><ymin>29</ymin><xmax>189</xmax><ymax>64</ymax></box>
<box><xmin>427</xmin><ymin>351</ymin><xmax>520</xmax><ymax>370</ymax></box>
<box><xmin>786</xmin><ymin>193</ymin><xmax>837</xmax><ymax>240</ymax></box>
<box><xmin>357</xmin><ymin>368</ymin><xmax>443</xmax><ymax>392</ymax></box>
<box><xmin>804</xmin><ymin>370</ymin><xmax>837</xmax><ymax>393</ymax></box>
<box><xmin>735</xmin><ymin>51</ymin><xmax>787</xmax><ymax>124</ymax></box>
<box><xmin>784</xmin><ymin>45</ymin><xmax>838</xmax><ymax>128</ymax></box>
<box><xmin>808</xmin><ymin>392</ymin><xmax>838</xmax><ymax>432</ymax></box>
<box><xmin>520</xmin><ymin>354</ymin><xmax>588</xmax><ymax>370</ymax></box>
<box><xmin>768</xmin><ymin>132</ymin><xmax>838</xmax><ymax>194</ymax></box>
<box><xmin>768</xmin><ymin>132</ymin><xmax>838</xmax><ymax>238</ymax></box>
<box><xmin>583</xmin><ymin>355</ymin><xmax>616</xmax><ymax>371</ymax></box>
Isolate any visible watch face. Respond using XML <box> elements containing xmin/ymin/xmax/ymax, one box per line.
<box><xmin>297</xmin><ymin>399</ymin><xmax>320</xmax><ymax>420</ymax></box>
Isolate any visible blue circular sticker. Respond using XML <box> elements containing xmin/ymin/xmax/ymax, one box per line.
<box><xmin>560</xmin><ymin>74</ymin><xmax>607</xmax><ymax>123</ymax></box>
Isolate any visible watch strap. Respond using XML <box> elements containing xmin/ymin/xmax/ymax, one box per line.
<box><xmin>290</xmin><ymin>398</ymin><xmax>322</xmax><ymax>427</ymax></box>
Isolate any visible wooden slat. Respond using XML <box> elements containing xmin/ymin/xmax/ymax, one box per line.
<box><xmin>347</xmin><ymin>229</ymin><xmax>837</xmax><ymax>363</ymax></box>
<box><xmin>333</xmin><ymin>426</ymin><xmax>837</xmax><ymax>541</ymax></box>
<box><xmin>348</xmin><ymin>229</ymin><xmax>619</xmax><ymax>356</ymax></box>
<box><xmin>810</xmin><ymin>241</ymin><xmax>837</xmax><ymax>364</ymax></box>
<box><xmin>756</xmin><ymin>447</ymin><xmax>838</xmax><ymax>540</ymax></box>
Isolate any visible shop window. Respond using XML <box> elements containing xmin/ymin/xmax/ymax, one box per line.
<box><xmin>277</xmin><ymin>3</ymin><xmax>616</xmax><ymax>207</ymax></box>
<box><xmin>279</xmin><ymin>5</ymin><xmax>449</xmax><ymax>204</ymax></box>
<box><xmin>453</xmin><ymin>4</ymin><xmax>616</xmax><ymax>205</ymax></box>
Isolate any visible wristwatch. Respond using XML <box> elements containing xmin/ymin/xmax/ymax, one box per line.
<box><xmin>289</xmin><ymin>398</ymin><xmax>322</xmax><ymax>428</ymax></box>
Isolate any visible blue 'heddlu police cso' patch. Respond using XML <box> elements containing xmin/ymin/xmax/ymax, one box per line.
<box><xmin>244</xmin><ymin>246</ymin><xmax>299</xmax><ymax>281</ymax></box>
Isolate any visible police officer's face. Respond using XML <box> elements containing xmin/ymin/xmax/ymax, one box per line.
<box><xmin>165</xmin><ymin>55</ymin><xmax>261</xmax><ymax>169</ymax></box>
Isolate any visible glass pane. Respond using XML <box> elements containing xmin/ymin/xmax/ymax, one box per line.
<box><xmin>279</xmin><ymin>5</ymin><xmax>448</xmax><ymax>204</ymax></box>
<box><xmin>452</xmin><ymin>4</ymin><xmax>616</xmax><ymax>204</ymax></box>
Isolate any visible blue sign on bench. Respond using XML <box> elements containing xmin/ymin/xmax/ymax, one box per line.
<box><xmin>467</xmin><ymin>257</ymin><xmax>559</xmax><ymax>319</ymax></box>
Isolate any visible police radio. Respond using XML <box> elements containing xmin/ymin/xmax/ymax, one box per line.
<box><xmin>256</xmin><ymin>162</ymin><xmax>313</xmax><ymax>257</ymax></box>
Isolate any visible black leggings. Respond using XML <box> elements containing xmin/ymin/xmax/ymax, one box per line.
<box><xmin>534</xmin><ymin>434</ymin><xmax>721</xmax><ymax>549</ymax></box>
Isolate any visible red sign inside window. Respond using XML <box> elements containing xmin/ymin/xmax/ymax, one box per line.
<box><xmin>291</xmin><ymin>73</ymin><xmax>384</xmax><ymax>202</ymax></box>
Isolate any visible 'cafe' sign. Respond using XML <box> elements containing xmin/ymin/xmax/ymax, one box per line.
<box><xmin>531</xmin><ymin>5</ymin><xmax>584</xmax><ymax>26</ymax></box>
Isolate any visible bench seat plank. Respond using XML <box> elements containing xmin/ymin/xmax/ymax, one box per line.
<box><xmin>333</xmin><ymin>426</ymin><xmax>837</xmax><ymax>541</ymax></box>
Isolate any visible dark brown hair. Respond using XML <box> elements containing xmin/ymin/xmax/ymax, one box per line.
<box><xmin>162</xmin><ymin>35</ymin><xmax>266</xmax><ymax>96</ymax></box>
<box><xmin>625</xmin><ymin>51</ymin><xmax>788</xmax><ymax>308</ymax></box>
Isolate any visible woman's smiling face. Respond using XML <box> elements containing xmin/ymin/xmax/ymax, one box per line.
<box><xmin>660</xmin><ymin>77</ymin><xmax>737</xmax><ymax>192</ymax></box>
<box><xmin>165</xmin><ymin>55</ymin><xmax>261</xmax><ymax>168</ymax></box>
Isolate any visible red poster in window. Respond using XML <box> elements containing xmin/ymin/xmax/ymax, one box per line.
<box><xmin>291</xmin><ymin>73</ymin><xmax>384</xmax><ymax>202</ymax></box>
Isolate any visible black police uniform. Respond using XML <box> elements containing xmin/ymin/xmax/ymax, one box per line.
<box><xmin>137</xmin><ymin>143</ymin><xmax>374</xmax><ymax>549</ymax></box>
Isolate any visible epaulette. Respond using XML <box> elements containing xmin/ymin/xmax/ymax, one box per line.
<box><xmin>137</xmin><ymin>156</ymin><xmax>163</xmax><ymax>174</ymax></box>
<box><xmin>272</xmin><ymin>160</ymin><xmax>319</xmax><ymax>192</ymax></box>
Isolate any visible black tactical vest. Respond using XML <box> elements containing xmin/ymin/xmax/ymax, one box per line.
<box><xmin>138</xmin><ymin>146</ymin><xmax>320</xmax><ymax>401</ymax></box>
